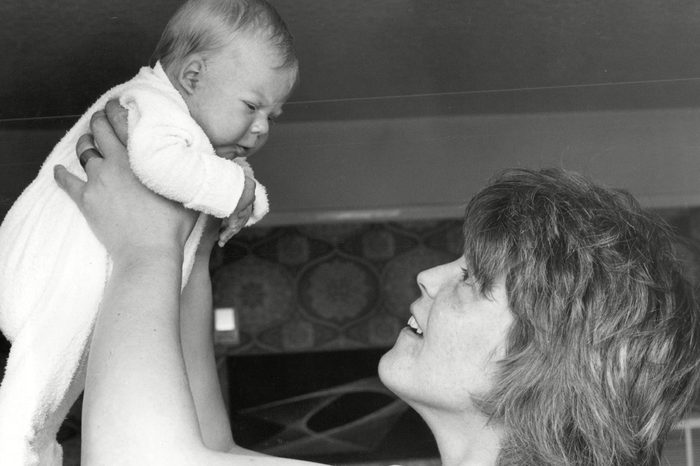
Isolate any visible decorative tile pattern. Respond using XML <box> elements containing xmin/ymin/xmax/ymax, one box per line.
<box><xmin>213</xmin><ymin>256</ymin><xmax>295</xmax><ymax>333</ymax></box>
<box><xmin>213</xmin><ymin>219</ymin><xmax>464</xmax><ymax>355</ymax></box>
<box><xmin>300</xmin><ymin>257</ymin><xmax>379</xmax><ymax>323</ymax></box>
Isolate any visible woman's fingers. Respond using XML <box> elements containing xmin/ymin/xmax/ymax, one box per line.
<box><xmin>89</xmin><ymin>110</ymin><xmax>127</xmax><ymax>164</ymax></box>
<box><xmin>53</xmin><ymin>165</ymin><xmax>86</xmax><ymax>205</ymax></box>
<box><xmin>105</xmin><ymin>99</ymin><xmax>129</xmax><ymax>145</ymax></box>
<box><xmin>76</xmin><ymin>133</ymin><xmax>104</xmax><ymax>176</ymax></box>
<box><xmin>56</xmin><ymin>129</ymin><xmax>103</xmax><ymax>208</ymax></box>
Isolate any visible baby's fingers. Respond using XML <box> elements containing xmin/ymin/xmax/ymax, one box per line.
<box><xmin>218</xmin><ymin>209</ymin><xmax>252</xmax><ymax>247</ymax></box>
<box><xmin>218</xmin><ymin>224</ymin><xmax>241</xmax><ymax>248</ymax></box>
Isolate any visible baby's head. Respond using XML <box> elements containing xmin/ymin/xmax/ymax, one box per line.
<box><xmin>153</xmin><ymin>0</ymin><xmax>299</xmax><ymax>159</ymax></box>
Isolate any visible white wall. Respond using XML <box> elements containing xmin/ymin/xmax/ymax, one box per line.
<box><xmin>254</xmin><ymin>108</ymin><xmax>700</xmax><ymax>225</ymax></box>
<box><xmin>2</xmin><ymin>107</ymin><xmax>699</xmax><ymax>226</ymax></box>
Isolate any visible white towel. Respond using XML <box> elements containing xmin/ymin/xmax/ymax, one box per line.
<box><xmin>0</xmin><ymin>62</ymin><xmax>268</xmax><ymax>465</ymax></box>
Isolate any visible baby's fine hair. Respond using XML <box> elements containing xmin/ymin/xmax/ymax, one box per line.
<box><xmin>152</xmin><ymin>0</ymin><xmax>297</xmax><ymax>71</ymax></box>
<box><xmin>464</xmin><ymin>168</ymin><xmax>700</xmax><ymax>465</ymax></box>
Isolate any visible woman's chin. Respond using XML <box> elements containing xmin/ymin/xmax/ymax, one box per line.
<box><xmin>377</xmin><ymin>344</ymin><xmax>409</xmax><ymax>397</ymax></box>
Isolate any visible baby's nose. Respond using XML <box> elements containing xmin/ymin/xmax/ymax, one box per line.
<box><xmin>251</xmin><ymin>115</ymin><xmax>269</xmax><ymax>135</ymax></box>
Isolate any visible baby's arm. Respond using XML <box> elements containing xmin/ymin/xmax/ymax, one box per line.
<box><xmin>219</xmin><ymin>172</ymin><xmax>255</xmax><ymax>247</ymax></box>
<box><xmin>218</xmin><ymin>158</ymin><xmax>270</xmax><ymax>246</ymax></box>
<box><xmin>118</xmin><ymin>86</ymin><xmax>266</xmax><ymax>221</ymax></box>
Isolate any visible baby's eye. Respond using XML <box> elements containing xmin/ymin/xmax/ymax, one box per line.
<box><xmin>267</xmin><ymin>114</ymin><xmax>278</xmax><ymax>125</ymax></box>
<box><xmin>244</xmin><ymin>102</ymin><xmax>257</xmax><ymax>112</ymax></box>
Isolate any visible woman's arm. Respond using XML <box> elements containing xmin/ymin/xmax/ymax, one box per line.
<box><xmin>180</xmin><ymin>216</ymin><xmax>236</xmax><ymax>451</ymax></box>
<box><xmin>101</xmin><ymin>100</ymin><xmax>236</xmax><ymax>451</ymax></box>
<box><xmin>56</xmin><ymin>107</ymin><xmax>323</xmax><ymax>466</ymax></box>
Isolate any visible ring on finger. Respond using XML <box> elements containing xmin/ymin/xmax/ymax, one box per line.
<box><xmin>79</xmin><ymin>147</ymin><xmax>103</xmax><ymax>168</ymax></box>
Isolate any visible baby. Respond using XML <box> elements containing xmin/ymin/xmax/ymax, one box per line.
<box><xmin>0</xmin><ymin>0</ymin><xmax>298</xmax><ymax>464</ymax></box>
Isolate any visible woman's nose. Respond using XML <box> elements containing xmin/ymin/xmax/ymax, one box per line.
<box><xmin>416</xmin><ymin>260</ymin><xmax>460</xmax><ymax>299</ymax></box>
<box><xmin>416</xmin><ymin>264</ymin><xmax>444</xmax><ymax>299</ymax></box>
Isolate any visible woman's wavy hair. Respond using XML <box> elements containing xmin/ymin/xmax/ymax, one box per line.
<box><xmin>465</xmin><ymin>168</ymin><xmax>700</xmax><ymax>465</ymax></box>
<box><xmin>151</xmin><ymin>0</ymin><xmax>298</xmax><ymax>72</ymax></box>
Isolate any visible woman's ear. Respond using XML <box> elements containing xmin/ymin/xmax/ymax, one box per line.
<box><xmin>177</xmin><ymin>55</ymin><xmax>205</xmax><ymax>96</ymax></box>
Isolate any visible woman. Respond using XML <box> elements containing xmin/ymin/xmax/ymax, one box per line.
<box><xmin>55</xmin><ymin>104</ymin><xmax>700</xmax><ymax>465</ymax></box>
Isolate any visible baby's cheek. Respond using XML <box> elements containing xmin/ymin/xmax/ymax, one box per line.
<box><xmin>255</xmin><ymin>133</ymin><xmax>270</xmax><ymax>150</ymax></box>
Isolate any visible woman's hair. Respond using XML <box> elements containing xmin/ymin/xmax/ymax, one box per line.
<box><xmin>465</xmin><ymin>168</ymin><xmax>700</xmax><ymax>465</ymax></box>
<box><xmin>152</xmin><ymin>0</ymin><xmax>298</xmax><ymax>72</ymax></box>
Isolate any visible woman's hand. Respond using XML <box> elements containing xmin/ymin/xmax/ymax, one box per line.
<box><xmin>53</xmin><ymin>100</ymin><xmax>197</xmax><ymax>262</ymax></box>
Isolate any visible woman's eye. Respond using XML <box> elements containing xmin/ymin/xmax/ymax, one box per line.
<box><xmin>267</xmin><ymin>114</ymin><xmax>277</xmax><ymax>125</ymax></box>
<box><xmin>460</xmin><ymin>267</ymin><xmax>470</xmax><ymax>282</ymax></box>
<box><xmin>245</xmin><ymin>102</ymin><xmax>257</xmax><ymax>112</ymax></box>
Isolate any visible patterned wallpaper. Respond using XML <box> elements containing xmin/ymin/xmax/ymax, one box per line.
<box><xmin>211</xmin><ymin>207</ymin><xmax>700</xmax><ymax>356</ymax></box>
<box><xmin>211</xmin><ymin>219</ymin><xmax>465</xmax><ymax>355</ymax></box>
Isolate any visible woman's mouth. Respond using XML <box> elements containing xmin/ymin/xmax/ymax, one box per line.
<box><xmin>406</xmin><ymin>316</ymin><xmax>423</xmax><ymax>336</ymax></box>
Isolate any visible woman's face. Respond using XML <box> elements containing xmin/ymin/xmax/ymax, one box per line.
<box><xmin>378</xmin><ymin>257</ymin><xmax>512</xmax><ymax>414</ymax></box>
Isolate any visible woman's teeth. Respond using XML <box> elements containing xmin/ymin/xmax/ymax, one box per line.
<box><xmin>407</xmin><ymin>316</ymin><xmax>423</xmax><ymax>336</ymax></box>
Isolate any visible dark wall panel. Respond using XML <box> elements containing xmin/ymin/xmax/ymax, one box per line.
<box><xmin>3</xmin><ymin>0</ymin><xmax>700</xmax><ymax>120</ymax></box>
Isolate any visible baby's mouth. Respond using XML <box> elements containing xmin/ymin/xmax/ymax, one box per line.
<box><xmin>218</xmin><ymin>145</ymin><xmax>250</xmax><ymax>160</ymax></box>
<box><xmin>233</xmin><ymin>144</ymin><xmax>250</xmax><ymax>156</ymax></box>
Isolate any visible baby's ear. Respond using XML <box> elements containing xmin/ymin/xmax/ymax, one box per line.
<box><xmin>178</xmin><ymin>55</ymin><xmax>205</xmax><ymax>95</ymax></box>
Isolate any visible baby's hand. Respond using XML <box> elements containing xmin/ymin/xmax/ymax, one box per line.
<box><xmin>218</xmin><ymin>175</ymin><xmax>255</xmax><ymax>247</ymax></box>
<box><xmin>219</xmin><ymin>204</ymin><xmax>252</xmax><ymax>247</ymax></box>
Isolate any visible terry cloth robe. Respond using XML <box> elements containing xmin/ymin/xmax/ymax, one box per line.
<box><xmin>0</xmin><ymin>62</ymin><xmax>269</xmax><ymax>466</ymax></box>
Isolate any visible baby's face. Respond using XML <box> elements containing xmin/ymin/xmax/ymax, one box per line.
<box><xmin>185</xmin><ymin>34</ymin><xmax>297</xmax><ymax>160</ymax></box>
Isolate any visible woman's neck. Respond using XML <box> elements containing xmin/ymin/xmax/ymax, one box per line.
<box><xmin>418</xmin><ymin>407</ymin><xmax>502</xmax><ymax>466</ymax></box>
